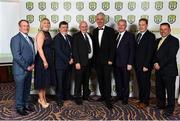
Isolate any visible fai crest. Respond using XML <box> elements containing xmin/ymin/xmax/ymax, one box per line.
<box><xmin>26</xmin><ymin>2</ymin><xmax>33</xmax><ymax>11</ymax></box>
<box><xmin>127</xmin><ymin>15</ymin><xmax>135</xmax><ymax>24</ymax></box>
<box><xmin>76</xmin><ymin>15</ymin><xmax>84</xmax><ymax>23</ymax></box>
<box><xmin>115</xmin><ymin>2</ymin><xmax>123</xmax><ymax>11</ymax></box>
<box><xmin>89</xmin><ymin>15</ymin><xmax>96</xmax><ymax>24</ymax></box>
<box><xmin>51</xmin><ymin>15</ymin><xmax>59</xmax><ymax>24</ymax></box>
<box><xmin>114</xmin><ymin>15</ymin><xmax>122</xmax><ymax>23</ymax></box>
<box><xmin>38</xmin><ymin>2</ymin><xmax>46</xmax><ymax>11</ymax></box>
<box><xmin>155</xmin><ymin>1</ymin><xmax>163</xmax><ymax>11</ymax></box>
<box><xmin>64</xmin><ymin>2</ymin><xmax>71</xmax><ymax>11</ymax></box>
<box><xmin>141</xmin><ymin>15</ymin><xmax>149</xmax><ymax>20</ymax></box>
<box><xmin>26</xmin><ymin>14</ymin><xmax>34</xmax><ymax>23</ymax></box>
<box><xmin>89</xmin><ymin>2</ymin><xmax>97</xmax><ymax>11</ymax></box>
<box><xmin>76</xmin><ymin>2</ymin><xmax>84</xmax><ymax>11</ymax></box>
<box><xmin>169</xmin><ymin>1</ymin><xmax>177</xmax><ymax>11</ymax></box>
<box><xmin>39</xmin><ymin>15</ymin><xmax>46</xmax><ymax>22</ymax></box>
<box><xmin>51</xmin><ymin>2</ymin><xmax>59</xmax><ymax>11</ymax></box>
<box><xmin>105</xmin><ymin>15</ymin><xmax>109</xmax><ymax>24</ymax></box>
<box><xmin>168</xmin><ymin>15</ymin><xmax>176</xmax><ymax>24</ymax></box>
<box><xmin>102</xmin><ymin>2</ymin><xmax>110</xmax><ymax>11</ymax></box>
<box><xmin>128</xmin><ymin>2</ymin><xmax>136</xmax><ymax>11</ymax></box>
<box><xmin>154</xmin><ymin>15</ymin><xmax>162</xmax><ymax>24</ymax></box>
<box><xmin>64</xmin><ymin>15</ymin><xmax>71</xmax><ymax>23</ymax></box>
<box><xmin>141</xmin><ymin>1</ymin><xmax>149</xmax><ymax>11</ymax></box>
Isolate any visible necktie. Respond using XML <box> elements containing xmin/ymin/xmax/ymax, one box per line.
<box><xmin>157</xmin><ymin>37</ymin><xmax>165</xmax><ymax>50</ymax></box>
<box><xmin>25</xmin><ymin>36</ymin><xmax>35</xmax><ymax>60</ymax></box>
<box><xmin>137</xmin><ymin>33</ymin><xmax>142</xmax><ymax>44</ymax></box>
<box><xmin>116</xmin><ymin>33</ymin><xmax>121</xmax><ymax>48</ymax></box>
<box><xmin>84</xmin><ymin>33</ymin><xmax>91</xmax><ymax>53</ymax></box>
<box><xmin>65</xmin><ymin>35</ymin><xmax>71</xmax><ymax>48</ymax></box>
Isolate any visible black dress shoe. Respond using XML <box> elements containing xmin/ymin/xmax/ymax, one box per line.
<box><xmin>75</xmin><ymin>99</ymin><xmax>83</xmax><ymax>105</ymax></box>
<box><xmin>96</xmin><ymin>97</ymin><xmax>104</xmax><ymax>102</ymax></box>
<box><xmin>16</xmin><ymin>108</ymin><xmax>28</xmax><ymax>116</ymax></box>
<box><xmin>105</xmin><ymin>102</ymin><xmax>113</xmax><ymax>110</ymax></box>
<box><xmin>56</xmin><ymin>101</ymin><xmax>63</xmax><ymax>108</ymax></box>
<box><xmin>113</xmin><ymin>97</ymin><xmax>121</xmax><ymax>102</ymax></box>
<box><xmin>152</xmin><ymin>105</ymin><xmax>166</xmax><ymax>110</ymax></box>
<box><xmin>122</xmin><ymin>101</ymin><xmax>128</xmax><ymax>105</ymax></box>
<box><xmin>163</xmin><ymin>111</ymin><xmax>173</xmax><ymax>117</ymax></box>
<box><xmin>83</xmin><ymin>97</ymin><xmax>94</xmax><ymax>102</ymax></box>
<box><xmin>24</xmin><ymin>105</ymin><xmax>35</xmax><ymax>112</ymax></box>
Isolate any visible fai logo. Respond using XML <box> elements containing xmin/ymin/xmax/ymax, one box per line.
<box><xmin>38</xmin><ymin>1</ymin><xmax>46</xmax><ymax>11</ymax></box>
<box><xmin>26</xmin><ymin>2</ymin><xmax>34</xmax><ymax>11</ymax></box>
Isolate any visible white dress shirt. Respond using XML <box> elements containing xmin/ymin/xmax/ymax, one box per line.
<box><xmin>82</xmin><ymin>32</ymin><xmax>93</xmax><ymax>59</ymax></box>
<box><xmin>98</xmin><ymin>26</ymin><xmax>105</xmax><ymax>47</ymax></box>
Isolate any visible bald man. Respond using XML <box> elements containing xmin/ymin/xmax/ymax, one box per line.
<box><xmin>72</xmin><ymin>21</ymin><xmax>94</xmax><ymax>105</ymax></box>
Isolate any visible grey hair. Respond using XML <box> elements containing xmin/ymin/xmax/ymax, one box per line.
<box><xmin>96</xmin><ymin>12</ymin><xmax>105</xmax><ymax>17</ymax></box>
<box><xmin>118</xmin><ymin>19</ymin><xmax>127</xmax><ymax>26</ymax></box>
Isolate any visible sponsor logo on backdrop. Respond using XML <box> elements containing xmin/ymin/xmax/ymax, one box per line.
<box><xmin>141</xmin><ymin>15</ymin><xmax>149</xmax><ymax>20</ymax></box>
<box><xmin>39</xmin><ymin>15</ymin><xmax>46</xmax><ymax>22</ymax></box>
<box><xmin>64</xmin><ymin>1</ymin><xmax>71</xmax><ymax>11</ymax></box>
<box><xmin>76</xmin><ymin>15</ymin><xmax>84</xmax><ymax>23</ymax></box>
<box><xmin>127</xmin><ymin>15</ymin><xmax>135</xmax><ymax>24</ymax></box>
<box><xmin>76</xmin><ymin>1</ymin><xmax>84</xmax><ymax>11</ymax></box>
<box><xmin>64</xmin><ymin>15</ymin><xmax>71</xmax><ymax>23</ymax></box>
<box><xmin>155</xmin><ymin>1</ymin><xmax>163</xmax><ymax>11</ymax></box>
<box><xmin>114</xmin><ymin>15</ymin><xmax>122</xmax><ymax>23</ymax></box>
<box><xmin>154</xmin><ymin>15</ymin><xmax>162</xmax><ymax>24</ymax></box>
<box><xmin>128</xmin><ymin>1</ymin><xmax>136</xmax><ymax>11</ymax></box>
<box><xmin>102</xmin><ymin>2</ymin><xmax>110</xmax><ymax>11</ymax></box>
<box><xmin>169</xmin><ymin>1</ymin><xmax>177</xmax><ymax>11</ymax></box>
<box><xmin>89</xmin><ymin>2</ymin><xmax>97</xmax><ymax>11</ymax></box>
<box><xmin>26</xmin><ymin>14</ymin><xmax>34</xmax><ymax>23</ymax></box>
<box><xmin>89</xmin><ymin>15</ymin><xmax>96</xmax><ymax>24</ymax></box>
<box><xmin>168</xmin><ymin>15</ymin><xmax>176</xmax><ymax>24</ymax></box>
<box><xmin>105</xmin><ymin>15</ymin><xmax>109</xmax><ymax>24</ymax></box>
<box><xmin>38</xmin><ymin>1</ymin><xmax>46</xmax><ymax>11</ymax></box>
<box><xmin>141</xmin><ymin>1</ymin><xmax>149</xmax><ymax>11</ymax></box>
<box><xmin>51</xmin><ymin>15</ymin><xmax>59</xmax><ymax>24</ymax></box>
<box><xmin>51</xmin><ymin>2</ymin><xmax>59</xmax><ymax>11</ymax></box>
<box><xmin>115</xmin><ymin>2</ymin><xmax>123</xmax><ymax>11</ymax></box>
<box><xmin>26</xmin><ymin>2</ymin><xmax>33</xmax><ymax>11</ymax></box>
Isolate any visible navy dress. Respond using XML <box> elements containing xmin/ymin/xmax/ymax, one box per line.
<box><xmin>34</xmin><ymin>31</ymin><xmax>56</xmax><ymax>89</ymax></box>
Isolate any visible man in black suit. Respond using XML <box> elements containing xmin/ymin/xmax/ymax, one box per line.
<box><xmin>73</xmin><ymin>21</ymin><xmax>94</xmax><ymax>105</ymax></box>
<box><xmin>153</xmin><ymin>23</ymin><xmax>179</xmax><ymax>117</ymax></box>
<box><xmin>114</xmin><ymin>19</ymin><xmax>135</xmax><ymax>105</ymax></box>
<box><xmin>93</xmin><ymin>12</ymin><xmax>116</xmax><ymax>109</ymax></box>
<box><xmin>54</xmin><ymin>21</ymin><xmax>73</xmax><ymax>107</ymax></box>
<box><xmin>135</xmin><ymin>18</ymin><xmax>156</xmax><ymax>108</ymax></box>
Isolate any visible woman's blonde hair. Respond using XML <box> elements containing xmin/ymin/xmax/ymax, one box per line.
<box><xmin>40</xmin><ymin>18</ymin><xmax>50</xmax><ymax>30</ymax></box>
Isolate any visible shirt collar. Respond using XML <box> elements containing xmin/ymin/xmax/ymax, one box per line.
<box><xmin>119</xmin><ymin>30</ymin><xmax>126</xmax><ymax>36</ymax></box>
<box><xmin>138</xmin><ymin>30</ymin><xmax>147</xmax><ymax>36</ymax></box>
<box><xmin>98</xmin><ymin>25</ymin><xmax>105</xmax><ymax>30</ymax></box>
<box><xmin>20</xmin><ymin>32</ymin><xmax>28</xmax><ymax>38</ymax></box>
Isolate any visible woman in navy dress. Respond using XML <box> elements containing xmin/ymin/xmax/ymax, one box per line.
<box><xmin>34</xmin><ymin>18</ymin><xmax>55</xmax><ymax>108</ymax></box>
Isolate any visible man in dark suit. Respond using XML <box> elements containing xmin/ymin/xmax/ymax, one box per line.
<box><xmin>10</xmin><ymin>20</ymin><xmax>35</xmax><ymax>115</ymax></box>
<box><xmin>153</xmin><ymin>23</ymin><xmax>179</xmax><ymax>117</ymax></box>
<box><xmin>114</xmin><ymin>19</ymin><xmax>135</xmax><ymax>105</ymax></box>
<box><xmin>54</xmin><ymin>21</ymin><xmax>73</xmax><ymax>107</ymax></box>
<box><xmin>134</xmin><ymin>18</ymin><xmax>156</xmax><ymax>108</ymax></box>
<box><xmin>73</xmin><ymin>21</ymin><xmax>94</xmax><ymax>105</ymax></box>
<box><xmin>93</xmin><ymin>12</ymin><xmax>116</xmax><ymax>109</ymax></box>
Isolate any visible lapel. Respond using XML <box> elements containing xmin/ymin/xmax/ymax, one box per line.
<box><xmin>157</xmin><ymin>35</ymin><xmax>170</xmax><ymax>52</ymax></box>
<box><xmin>119</xmin><ymin>31</ymin><xmax>127</xmax><ymax>44</ymax></box>
<box><xmin>100</xmin><ymin>26</ymin><xmax>106</xmax><ymax>46</ymax></box>
<box><xmin>18</xmin><ymin>32</ymin><xmax>33</xmax><ymax>51</ymax></box>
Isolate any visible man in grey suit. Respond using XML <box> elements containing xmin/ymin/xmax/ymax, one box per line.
<box><xmin>10</xmin><ymin>20</ymin><xmax>35</xmax><ymax>115</ymax></box>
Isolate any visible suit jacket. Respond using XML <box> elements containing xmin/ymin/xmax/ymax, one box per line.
<box><xmin>115</xmin><ymin>31</ymin><xmax>135</xmax><ymax>67</ymax></box>
<box><xmin>10</xmin><ymin>32</ymin><xmax>35</xmax><ymax>75</ymax></box>
<box><xmin>54</xmin><ymin>33</ymin><xmax>72</xmax><ymax>70</ymax></box>
<box><xmin>72</xmin><ymin>31</ymin><xmax>94</xmax><ymax>66</ymax></box>
<box><xmin>135</xmin><ymin>30</ymin><xmax>156</xmax><ymax>70</ymax></box>
<box><xmin>154</xmin><ymin>34</ymin><xmax>179</xmax><ymax>76</ymax></box>
<box><xmin>93</xmin><ymin>26</ymin><xmax>116</xmax><ymax>65</ymax></box>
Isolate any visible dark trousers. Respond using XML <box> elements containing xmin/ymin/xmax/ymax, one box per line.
<box><xmin>74</xmin><ymin>66</ymin><xmax>91</xmax><ymax>99</ymax></box>
<box><xmin>114</xmin><ymin>66</ymin><xmax>130</xmax><ymax>102</ymax></box>
<box><xmin>135</xmin><ymin>68</ymin><xmax>151</xmax><ymax>104</ymax></box>
<box><xmin>96</xmin><ymin>64</ymin><xmax>112</xmax><ymax>103</ymax></box>
<box><xmin>56</xmin><ymin>68</ymin><xmax>71</xmax><ymax>101</ymax></box>
<box><xmin>14</xmin><ymin>72</ymin><xmax>32</xmax><ymax>109</ymax></box>
<box><xmin>155</xmin><ymin>71</ymin><xmax>176</xmax><ymax>113</ymax></box>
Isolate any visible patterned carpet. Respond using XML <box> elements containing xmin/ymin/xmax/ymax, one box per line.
<box><xmin>0</xmin><ymin>82</ymin><xmax>180</xmax><ymax>120</ymax></box>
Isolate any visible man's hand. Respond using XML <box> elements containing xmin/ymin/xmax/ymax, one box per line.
<box><xmin>154</xmin><ymin>63</ymin><xmax>160</xmax><ymax>70</ymax></box>
<box><xmin>75</xmin><ymin>63</ymin><xmax>81</xmax><ymax>70</ymax></box>
<box><xmin>108</xmin><ymin>61</ymin><xmax>112</xmax><ymax>65</ymax></box>
<box><xmin>143</xmin><ymin>67</ymin><xmax>148</xmax><ymax>72</ymax></box>
<box><xmin>127</xmin><ymin>65</ymin><xmax>132</xmax><ymax>71</ymax></box>
<box><xmin>69</xmin><ymin>58</ymin><xmax>73</xmax><ymax>65</ymax></box>
<box><xmin>27</xmin><ymin>64</ymin><xmax>35</xmax><ymax>71</ymax></box>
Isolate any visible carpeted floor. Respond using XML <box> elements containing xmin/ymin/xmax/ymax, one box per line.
<box><xmin>0</xmin><ymin>82</ymin><xmax>180</xmax><ymax>120</ymax></box>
